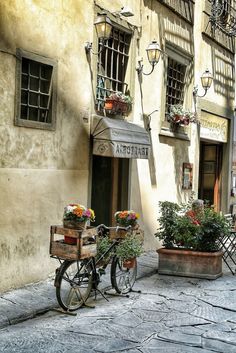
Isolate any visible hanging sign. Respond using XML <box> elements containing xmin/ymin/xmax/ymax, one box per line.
<box><xmin>200</xmin><ymin>112</ymin><xmax>228</xmax><ymax>143</ymax></box>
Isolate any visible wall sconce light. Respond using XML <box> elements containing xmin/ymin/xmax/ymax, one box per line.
<box><xmin>193</xmin><ymin>69</ymin><xmax>213</xmax><ymax>98</ymax></box>
<box><xmin>85</xmin><ymin>13</ymin><xmax>112</xmax><ymax>55</ymax></box>
<box><xmin>136</xmin><ymin>40</ymin><xmax>162</xmax><ymax>76</ymax></box>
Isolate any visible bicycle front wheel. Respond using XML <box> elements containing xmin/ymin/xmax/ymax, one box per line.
<box><xmin>110</xmin><ymin>256</ymin><xmax>137</xmax><ymax>294</ymax></box>
<box><xmin>56</xmin><ymin>260</ymin><xmax>93</xmax><ymax>311</ymax></box>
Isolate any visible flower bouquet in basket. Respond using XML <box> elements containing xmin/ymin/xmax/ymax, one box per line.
<box><xmin>114</xmin><ymin>210</ymin><xmax>139</xmax><ymax>227</ymax></box>
<box><xmin>63</xmin><ymin>204</ymin><xmax>95</xmax><ymax>230</ymax></box>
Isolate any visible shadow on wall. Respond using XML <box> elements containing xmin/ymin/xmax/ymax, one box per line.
<box><xmin>159</xmin><ymin>135</ymin><xmax>191</xmax><ymax>204</ymax></box>
<box><xmin>209</xmin><ymin>38</ymin><xmax>235</xmax><ymax>107</ymax></box>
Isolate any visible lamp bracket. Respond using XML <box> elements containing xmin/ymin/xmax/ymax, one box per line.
<box><xmin>85</xmin><ymin>41</ymin><xmax>104</xmax><ymax>56</ymax></box>
<box><xmin>193</xmin><ymin>85</ymin><xmax>207</xmax><ymax>98</ymax></box>
<box><xmin>136</xmin><ymin>60</ymin><xmax>156</xmax><ymax>76</ymax></box>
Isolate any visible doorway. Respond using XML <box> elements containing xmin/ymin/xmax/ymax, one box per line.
<box><xmin>91</xmin><ymin>156</ymin><xmax>129</xmax><ymax>226</ymax></box>
<box><xmin>198</xmin><ymin>142</ymin><xmax>222</xmax><ymax>210</ymax></box>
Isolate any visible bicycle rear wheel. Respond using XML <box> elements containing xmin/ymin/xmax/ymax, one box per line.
<box><xmin>56</xmin><ymin>260</ymin><xmax>93</xmax><ymax>311</ymax></box>
<box><xmin>110</xmin><ymin>256</ymin><xmax>137</xmax><ymax>294</ymax></box>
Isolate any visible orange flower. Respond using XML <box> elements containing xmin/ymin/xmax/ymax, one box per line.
<box><xmin>73</xmin><ymin>207</ymin><xmax>83</xmax><ymax>217</ymax></box>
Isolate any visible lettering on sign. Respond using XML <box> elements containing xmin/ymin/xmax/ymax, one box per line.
<box><xmin>115</xmin><ymin>144</ymin><xmax>149</xmax><ymax>158</ymax></box>
<box><xmin>200</xmin><ymin>113</ymin><xmax>228</xmax><ymax>143</ymax></box>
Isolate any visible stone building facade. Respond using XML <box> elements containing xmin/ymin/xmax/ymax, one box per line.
<box><xmin>0</xmin><ymin>0</ymin><xmax>234</xmax><ymax>292</ymax></box>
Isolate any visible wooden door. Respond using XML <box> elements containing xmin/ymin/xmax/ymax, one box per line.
<box><xmin>198</xmin><ymin>143</ymin><xmax>222</xmax><ymax>211</ymax></box>
<box><xmin>91</xmin><ymin>156</ymin><xmax>129</xmax><ymax>226</ymax></box>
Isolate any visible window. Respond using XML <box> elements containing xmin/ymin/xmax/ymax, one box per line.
<box><xmin>165</xmin><ymin>57</ymin><xmax>186</xmax><ymax>115</ymax></box>
<box><xmin>96</xmin><ymin>27</ymin><xmax>132</xmax><ymax>113</ymax></box>
<box><xmin>15</xmin><ymin>49</ymin><xmax>57</xmax><ymax>130</ymax></box>
<box><xmin>158</xmin><ymin>0</ymin><xmax>194</xmax><ymax>23</ymax></box>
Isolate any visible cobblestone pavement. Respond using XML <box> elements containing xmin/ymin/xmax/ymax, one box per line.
<box><xmin>0</xmin><ymin>252</ymin><xmax>235</xmax><ymax>352</ymax></box>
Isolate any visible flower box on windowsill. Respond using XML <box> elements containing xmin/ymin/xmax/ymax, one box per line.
<box><xmin>105</xmin><ymin>98</ymin><xmax>130</xmax><ymax>114</ymax></box>
<box><xmin>104</xmin><ymin>92</ymin><xmax>132</xmax><ymax>115</ymax></box>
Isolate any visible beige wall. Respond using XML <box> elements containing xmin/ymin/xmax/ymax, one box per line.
<box><xmin>0</xmin><ymin>0</ymin><xmax>93</xmax><ymax>292</ymax></box>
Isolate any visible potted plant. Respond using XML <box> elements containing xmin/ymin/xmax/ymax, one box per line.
<box><xmin>155</xmin><ymin>200</ymin><xmax>230</xmax><ymax>279</ymax></box>
<box><xmin>114</xmin><ymin>210</ymin><xmax>140</xmax><ymax>238</ymax></box>
<box><xmin>114</xmin><ymin>210</ymin><xmax>139</xmax><ymax>227</ymax></box>
<box><xmin>105</xmin><ymin>91</ymin><xmax>133</xmax><ymax>115</ymax></box>
<box><xmin>168</xmin><ymin>104</ymin><xmax>197</xmax><ymax>126</ymax></box>
<box><xmin>116</xmin><ymin>235</ymin><xmax>143</xmax><ymax>268</ymax></box>
<box><xmin>63</xmin><ymin>204</ymin><xmax>95</xmax><ymax>244</ymax></box>
<box><xmin>95</xmin><ymin>235</ymin><xmax>112</xmax><ymax>268</ymax></box>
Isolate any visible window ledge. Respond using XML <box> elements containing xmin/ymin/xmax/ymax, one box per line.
<box><xmin>159</xmin><ymin>121</ymin><xmax>190</xmax><ymax>141</ymax></box>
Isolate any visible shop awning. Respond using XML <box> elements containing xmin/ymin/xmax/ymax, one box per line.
<box><xmin>92</xmin><ymin>116</ymin><xmax>150</xmax><ymax>159</ymax></box>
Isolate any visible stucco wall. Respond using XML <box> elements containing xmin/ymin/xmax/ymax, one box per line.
<box><xmin>0</xmin><ymin>0</ymin><xmax>93</xmax><ymax>292</ymax></box>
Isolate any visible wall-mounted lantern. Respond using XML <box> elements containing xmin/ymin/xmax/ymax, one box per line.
<box><xmin>193</xmin><ymin>69</ymin><xmax>213</xmax><ymax>98</ymax></box>
<box><xmin>136</xmin><ymin>40</ymin><xmax>162</xmax><ymax>76</ymax></box>
<box><xmin>85</xmin><ymin>13</ymin><xmax>112</xmax><ymax>55</ymax></box>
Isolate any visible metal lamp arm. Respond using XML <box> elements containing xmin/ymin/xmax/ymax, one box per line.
<box><xmin>85</xmin><ymin>40</ymin><xmax>105</xmax><ymax>56</ymax></box>
<box><xmin>193</xmin><ymin>86</ymin><xmax>208</xmax><ymax>98</ymax></box>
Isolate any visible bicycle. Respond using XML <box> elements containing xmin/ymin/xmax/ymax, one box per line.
<box><xmin>53</xmin><ymin>224</ymin><xmax>138</xmax><ymax>312</ymax></box>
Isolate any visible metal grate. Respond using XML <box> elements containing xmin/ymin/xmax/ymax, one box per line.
<box><xmin>96</xmin><ymin>27</ymin><xmax>131</xmax><ymax>112</ymax></box>
<box><xmin>20</xmin><ymin>58</ymin><xmax>53</xmax><ymax>123</ymax></box>
<box><xmin>165</xmin><ymin>57</ymin><xmax>186</xmax><ymax>114</ymax></box>
<box><xmin>209</xmin><ymin>0</ymin><xmax>236</xmax><ymax>36</ymax></box>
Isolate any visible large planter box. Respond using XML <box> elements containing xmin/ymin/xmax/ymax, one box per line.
<box><xmin>157</xmin><ymin>248</ymin><xmax>223</xmax><ymax>279</ymax></box>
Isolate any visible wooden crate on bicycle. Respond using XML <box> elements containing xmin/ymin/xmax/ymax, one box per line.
<box><xmin>50</xmin><ymin>225</ymin><xmax>97</xmax><ymax>260</ymax></box>
<box><xmin>109</xmin><ymin>225</ymin><xmax>144</xmax><ymax>242</ymax></box>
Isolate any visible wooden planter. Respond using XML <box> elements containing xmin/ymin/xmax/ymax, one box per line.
<box><xmin>157</xmin><ymin>248</ymin><xmax>223</xmax><ymax>279</ymax></box>
<box><xmin>50</xmin><ymin>225</ymin><xmax>97</xmax><ymax>260</ymax></box>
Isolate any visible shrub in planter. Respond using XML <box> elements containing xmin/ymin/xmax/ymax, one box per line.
<box><xmin>155</xmin><ymin>200</ymin><xmax>231</xmax><ymax>279</ymax></box>
<box><xmin>155</xmin><ymin>200</ymin><xmax>230</xmax><ymax>252</ymax></box>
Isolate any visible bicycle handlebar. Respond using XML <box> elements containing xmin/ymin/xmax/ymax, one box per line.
<box><xmin>96</xmin><ymin>224</ymin><xmax>132</xmax><ymax>233</ymax></box>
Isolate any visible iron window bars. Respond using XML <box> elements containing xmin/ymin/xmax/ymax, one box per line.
<box><xmin>165</xmin><ymin>57</ymin><xmax>186</xmax><ymax>116</ymax></box>
<box><xmin>96</xmin><ymin>27</ymin><xmax>131</xmax><ymax>113</ymax></box>
<box><xmin>209</xmin><ymin>0</ymin><xmax>236</xmax><ymax>36</ymax></box>
<box><xmin>20</xmin><ymin>57</ymin><xmax>53</xmax><ymax>124</ymax></box>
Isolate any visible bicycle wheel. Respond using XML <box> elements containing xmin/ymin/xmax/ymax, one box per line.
<box><xmin>110</xmin><ymin>256</ymin><xmax>137</xmax><ymax>294</ymax></box>
<box><xmin>56</xmin><ymin>260</ymin><xmax>93</xmax><ymax>311</ymax></box>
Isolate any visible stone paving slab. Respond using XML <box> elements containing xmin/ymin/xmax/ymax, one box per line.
<box><xmin>0</xmin><ymin>251</ymin><xmax>158</xmax><ymax>329</ymax></box>
<box><xmin>0</xmin><ymin>261</ymin><xmax>236</xmax><ymax>352</ymax></box>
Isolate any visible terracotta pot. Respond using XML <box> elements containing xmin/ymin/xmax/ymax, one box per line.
<box><xmin>157</xmin><ymin>248</ymin><xmax>223</xmax><ymax>279</ymax></box>
<box><xmin>104</xmin><ymin>101</ymin><xmax>114</xmax><ymax>110</ymax></box>
<box><xmin>64</xmin><ymin>236</ymin><xmax>77</xmax><ymax>245</ymax></box>
<box><xmin>123</xmin><ymin>258</ymin><xmax>136</xmax><ymax>269</ymax></box>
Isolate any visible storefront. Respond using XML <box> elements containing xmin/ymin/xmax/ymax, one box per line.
<box><xmin>198</xmin><ymin>111</ymin><xmax>228</xmax><ymax>211</ymax></box>
<box><xmin>91</xmin><ymin>116</ymin><xmax>150</xmax><ymax>225</ymax></box>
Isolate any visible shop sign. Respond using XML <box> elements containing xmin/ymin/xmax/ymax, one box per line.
<box><xmin>93</xmin><ymin>140</ymin><xmax>150</xmax><ymax>159</ymax></box>
<box><xmin>200</xmin><ymin>112</ymin><xmax>228</xmax><ymax>143</ymax></box>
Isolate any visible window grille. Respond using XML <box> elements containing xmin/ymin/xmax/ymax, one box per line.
<box><xmin>15</xmin><ymin>49</ymin><xmax>57</xmax><ymax>130</ymax></box>
<box><xmin>20</xmin><ymin>58</ymin><xmax>53</xmax><ymax>123</ymax></box>
<box><xmin>165</xmin><ymin>57</ymin><xmax>186</xmax><ymax>115</ymax></box>
<box><xmin>96</xmin><ymin>27</ymin><xmax>131</xmax><ymax>112</ymax></box>
<box><xmin>209</xmin><ymin>0</ymin><xmax>236</xmax><ymax>36</ymax></box>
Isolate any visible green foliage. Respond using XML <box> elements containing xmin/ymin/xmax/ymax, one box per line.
<box><xmin>116</xmin><ymin>235</ymin><xmax>143</xmax><ymax>260</ymax></box>
<box><xmin>155</xmin><ymin>201</ymin><xmax>231</xmax><ymax>252</ymax></box>
<box><xmin>96</xmin><ymin>236</ymin><xmax>112</xmax><ymax>263</ymax></box>
<box><xmin>155</xmin><ymin>201</ymin><xmax>181</xmax><ymax>248</ymax></box>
